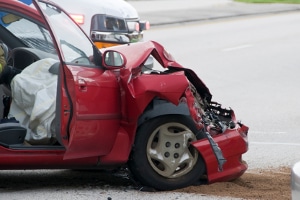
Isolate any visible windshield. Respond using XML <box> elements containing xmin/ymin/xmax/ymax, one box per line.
<box><xmin>37</xmin><ymin>0</ymin><xmax>96</xmax><ymax>65</ymax></box>
<box><xmin>0</xmin><ymin>0</ymin><xmax>55</xmax><ymax>53</ymax></box>
<box><xmin>2</xmin><ymin>15</ymin><xmax>55</xmax><ymax>53</ymax></box>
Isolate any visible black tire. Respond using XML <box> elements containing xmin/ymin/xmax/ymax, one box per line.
<box><xmin>128</xmin><ymin>115</ymin><xmax>206</xmax><ymax>191</ymax></box>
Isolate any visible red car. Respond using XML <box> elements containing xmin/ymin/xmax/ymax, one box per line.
<box><xmin>0</xmin><ymin>0</ymin><xmax>249</xmax><ymax>191</ymax></box>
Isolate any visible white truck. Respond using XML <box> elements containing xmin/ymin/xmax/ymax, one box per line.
<box><xmin>51</xmin><ymin>0</ymin><xmax>150</xmax><ymax>49</ymax></box>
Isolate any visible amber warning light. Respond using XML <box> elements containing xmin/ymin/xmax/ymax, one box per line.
<box><xmin>70</xmin><ymin>14</ymin><xmax>85</xmax><ymax>25</ymax></box>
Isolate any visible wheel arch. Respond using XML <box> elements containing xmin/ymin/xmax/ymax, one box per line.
<box><xmin>138</xmin><ymin>98</ymin><xmax>190</xmax><ymax>127</ymax></box>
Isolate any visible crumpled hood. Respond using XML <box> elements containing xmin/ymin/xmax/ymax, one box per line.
<box><xmin>101</xmin><ymin>40</ymin><xmax>184</xmax><ymax>70</ymax></box>
<box><xmin>101</xmin><ymin>40</ymin><xmax>212</xmax><ymax>101</ymax></box>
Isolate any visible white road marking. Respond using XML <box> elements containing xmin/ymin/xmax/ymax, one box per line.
<box><xmin>250</xmin><ymin>141</ymin><xmax>300</xmax><ymax>146</ymax></box>
<box><xmin>250</xmin><ymin>131</ymin><xmax>287</xmax><ymax>134</ymax></box>
<box><xmin>222</xmin><ymin>44</ymin><xmax>253</xmax><ymax>52</ymax></box>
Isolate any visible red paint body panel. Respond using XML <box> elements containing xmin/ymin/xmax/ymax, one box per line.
<box><xmin>62</xmin><ymin>65</ymin><xmax>121</xmax><ymax>159</ymax></box>
<box><xmin>0</xmin><ymin>146</ymin><xmax>99</xmax><ymax>169</ymax></box>
<box><xmin>192</xmin><ymin>124</ymin><xmax>249</xmax><ymax>183</ymax></box>
<box><xmin>126</xmin><ymin>72</ymin><xmax>190</xmax><ymax>116</ymax></box>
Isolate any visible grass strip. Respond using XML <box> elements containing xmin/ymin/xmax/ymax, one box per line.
<box><xmin>235</xmin><ymin>0</ymin><xmax>300</xmax><ymax>3</ymax></box>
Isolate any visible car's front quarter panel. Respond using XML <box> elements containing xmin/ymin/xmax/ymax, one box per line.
<box><xmin>97</xmin><ymin>70</ymin><xmax>192</xmax><ymax>164</ymax></box>
<box><xmin>126</xmin><ymin>71</ymin><xmax>190</xmax><ymax>117</ymax></box>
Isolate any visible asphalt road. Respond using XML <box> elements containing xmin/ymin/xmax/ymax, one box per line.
<box><xmin>144</xmin><ymin>11</ymin><xmax>300</xmax><ymax>170</ymax></box>
<box><xmin>128</xmin><ymin>0</ymin><xmax>300</xmax><ymax>26</ymax></box>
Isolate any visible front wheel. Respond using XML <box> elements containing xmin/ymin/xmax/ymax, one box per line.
<box><xmin>128</xmin><ymin>115</ymin><xmax>206</xmax><ymax>191</ymax></box>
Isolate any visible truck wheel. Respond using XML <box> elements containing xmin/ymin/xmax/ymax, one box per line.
<box><xmin>129</xmin><ymin>115</ymin><xmax>206</xmax><ymax>191</ymax></box>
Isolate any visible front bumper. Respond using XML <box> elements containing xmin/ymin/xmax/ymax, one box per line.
<box><xmin>91</xmin><ymin>31</ymin><xmax>144</xmax><ymax>49</ymax></box>
<box><xmin>192</xmin><ymin>124</ymin><xmax>249</xmax><ymax>183</ymax></box>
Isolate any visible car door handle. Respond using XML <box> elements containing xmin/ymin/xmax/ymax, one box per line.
<box><xmin>78</xmin><ymin>79</ymin><xmax>87</xmax><ymax>92</ymax></box>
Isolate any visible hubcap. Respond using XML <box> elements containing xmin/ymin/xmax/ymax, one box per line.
<box><xmin>146</xmin><ymin>122</ymin><xmax>198</xmax><ymax>178</ymax></box>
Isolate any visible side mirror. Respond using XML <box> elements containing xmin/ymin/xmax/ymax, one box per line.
<box><xmin>102</xmin><ymin>50</ymin><xmax>126</xmax><ymax>69</ymax></box>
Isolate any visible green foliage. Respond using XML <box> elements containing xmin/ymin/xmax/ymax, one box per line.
<box><xmin>235</xmin><ymin>0</ymin><xmax>300</xmax><ymax>3</ymax></box>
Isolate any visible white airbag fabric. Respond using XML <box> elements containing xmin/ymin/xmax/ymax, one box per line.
<box><xmin>9</xmin><ymin>58</ymin><xmax>58</xmax><ymax>144</ymax></box>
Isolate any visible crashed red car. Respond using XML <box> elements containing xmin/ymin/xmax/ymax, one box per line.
<box><xmin>0</xmin><ymin>0</ymin><xmax>249</xmax><ymax>191</ymax></box>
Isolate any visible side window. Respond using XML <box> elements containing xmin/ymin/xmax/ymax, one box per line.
<box><xmin>39</xmin><ymin>2</ymin><xmax>95</xmax><ymax>66</ymax></box>
<box><xmin>1</xmin><ymin>12</ymin><xmax>56</xmax><ymax>54</ymax></box>
<box><xmin>91</xmin><ymin>14</ymin><xmax>127</xmax><ymax>32</ymax></box>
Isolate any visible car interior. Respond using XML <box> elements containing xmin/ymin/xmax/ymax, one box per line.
<box><xmin>0</xmin><ymin>40</ymin><xmax>63</xmax><ymax>148</ymax></box>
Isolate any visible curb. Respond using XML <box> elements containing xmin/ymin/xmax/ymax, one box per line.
<box><xmin>128</xmin><ymin>1</ymin><xmax>300</xmax><ymax>26</ymax></box>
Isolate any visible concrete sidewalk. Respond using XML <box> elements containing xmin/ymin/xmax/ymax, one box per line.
<box><xmin>127</xmin><ymin>0</ymin><xmax>300</xmax><ymax>26</ymax></box>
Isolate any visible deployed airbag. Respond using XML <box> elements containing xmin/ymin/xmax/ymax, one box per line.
<box><xmin>9</xmin><ymin>58</ymin><xmax>58</xmax><ymax>145</ymax></box>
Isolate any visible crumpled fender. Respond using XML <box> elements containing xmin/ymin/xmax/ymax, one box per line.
<box><xmin>115</xmin><ymin>70</ymin><xmax>194</xmax><ymax>131</ymax></box>
<box><xmin>128</xmin><ymin>71</ymin><xmax>189</xmax><ymax>112</ymax></box>
<box><xmin>100</xmin><ymin>70</ymin><xmax>191</xmax><ymax>164</ymax></box>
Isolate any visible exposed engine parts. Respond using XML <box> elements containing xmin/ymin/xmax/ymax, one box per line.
<box><xmin>190</xmin><ymin>83</ymin><xmax>236</xmax><ymax>136</ymax></box>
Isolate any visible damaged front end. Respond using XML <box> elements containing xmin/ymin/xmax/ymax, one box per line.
<box><xmin>101</xmin><ymin>40</ymin><xmax>249</xmax><ymax>184</ymax></box>
<box><xmin>185</xmin><ymin>80</ymin><xmax>249</xmax><ymax>183</ymax></box>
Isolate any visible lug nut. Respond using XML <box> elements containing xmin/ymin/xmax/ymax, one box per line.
<box><xmin>165</xmin><ymin>142</ymin><xmax>171</xmax><ymax>147</ymax></box>
<box><xmin>164</xmin><ymin>152</ymin><xmax>170</xmax><ymax>158</ymax></box>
